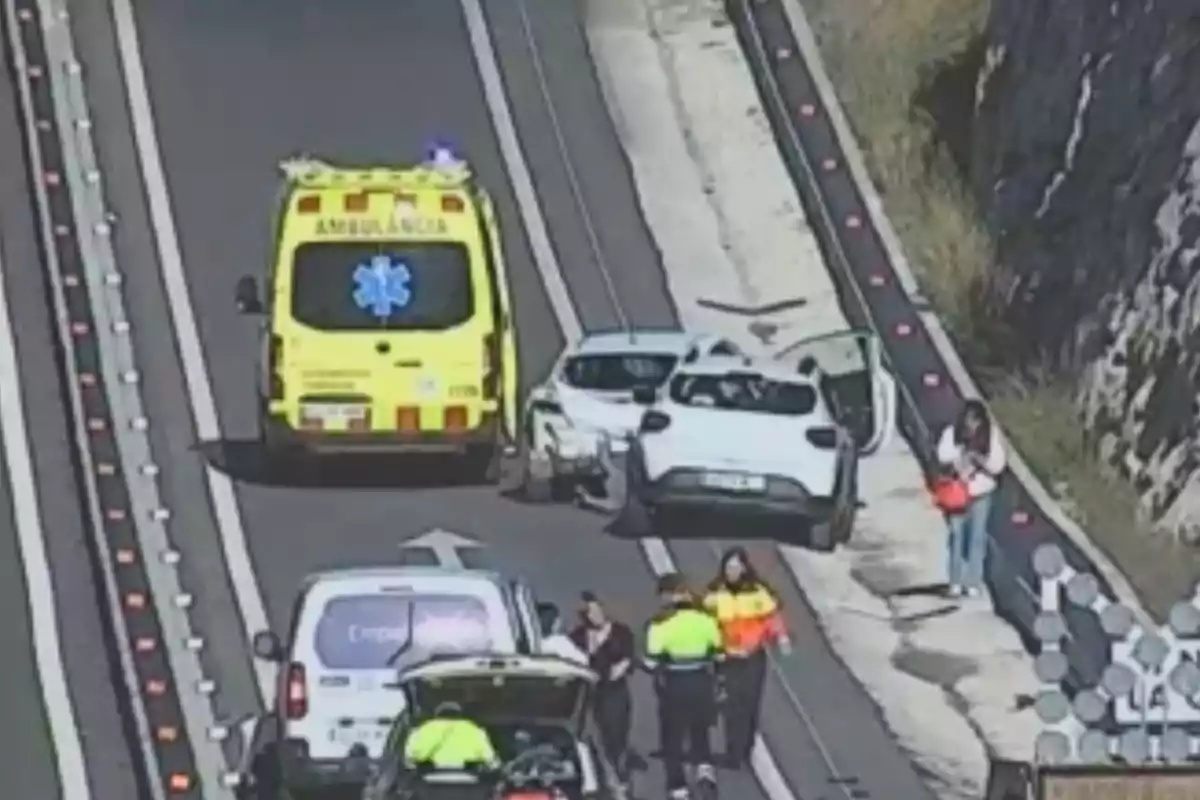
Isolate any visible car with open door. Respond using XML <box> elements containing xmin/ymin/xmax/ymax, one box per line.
<box><xmin>519</xmin><ymin>330</ymin><xmax>743</xmax><ymax>503</ymax></box>
<box><xmin>241</xmin><ymin>567</ymin><xmax>542</xmax><ymax>800</ymax></box>
<box><xmin>772</xmin><ymin>329</ymin><xmax>896</xmax><ymax>455</ymax></box>
<box><xmin>619</xmin><ymin>333</ymin><xmax>895</xmax><ymax>551</ymax></box>
<box><xmin>361</xmin><ymin>655</ymin><xmax>601</xmax><ymax>800</ymax></box>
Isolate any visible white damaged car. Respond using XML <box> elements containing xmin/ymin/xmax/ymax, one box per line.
<box><xmin>518</xmin><ymin>330</ymin><xmax>743</xmax><ymax>502</ymax></box>
<box><xmin>619</xmin><ymin>330</ymin><xmax>895</xmax><ymax>551</ymax></box>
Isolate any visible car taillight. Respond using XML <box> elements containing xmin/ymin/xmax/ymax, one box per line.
<box><xmin>269</xmin><ymin>335</ymin><xmax>284</xmax><ymax>401</ymax></box>
<box><xmin>296</xmin><ymin>195</ymin><xmax>320</xmax><ymax>214</ymax></box>
<box><xmin>640</xmin><ymin>411</ymin><xmax>671</xmax><ymax>433</ymax></box>
<box><xmin>444</xmin><ymin>406</ymin><xmax>468</xmax><ymax>431</ymax></box>
<box><xmin>285</xmin><ymin>662</ymin><xmax>308</xmax><ymax>719</ymax></box>
<box><xmin>396</xmin><ymin>406</ymin><xmax>420</xmax><ymax>431</ymax></box>
<box><xmin>806</xmin><ymin>427</ymin><xmax>838</xmax><ymax>449</ymax></box>
<box><xmin>482</xmin><ymin>333</ymin><xmax>500</xmax><ymax>399</ymax></box>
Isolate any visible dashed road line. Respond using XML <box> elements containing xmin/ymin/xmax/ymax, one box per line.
<box><xmin>465</xmin><ymin>0</ymin><xmax>799</xmax><ymax>797</ymax></box>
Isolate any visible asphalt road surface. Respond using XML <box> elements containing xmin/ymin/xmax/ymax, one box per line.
<box><xmin>59</xmin><ymin>0</ymin><xmax>938</xmax><ymax>797</ymax></box>
<box><xmin>0</xmin><ymin>27</ymin><xmax>143</xmax><ymax>797</ymax></box>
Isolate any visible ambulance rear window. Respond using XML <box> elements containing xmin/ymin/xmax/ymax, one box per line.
<box><xmin>290</xmin><ymin>241</ymin><xmax>474</xmax><ymax>331</ymax></box>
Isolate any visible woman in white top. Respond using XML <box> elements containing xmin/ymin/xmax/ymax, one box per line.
<box><xmin>936</xmin><ymin>399</ymin><xmax>1006</xmax><ymax>597</ymax></box>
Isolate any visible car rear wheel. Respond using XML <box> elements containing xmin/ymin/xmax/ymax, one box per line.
<box><xmin>810</xmin><ymin>466</ymin><xmax>856</xmax><ymax>551</ymax></box>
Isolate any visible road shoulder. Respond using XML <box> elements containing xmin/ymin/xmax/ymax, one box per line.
<box><xmin>584</xmin><ymin>0</ymin><xmax>1039</xmax><ymax>795</ymax></box>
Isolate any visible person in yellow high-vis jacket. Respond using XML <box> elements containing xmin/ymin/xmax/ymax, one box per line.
<box><xmin>404</xmin><ymin>701</ymin><xmax>499</xmax><ymax>772</ymax></box>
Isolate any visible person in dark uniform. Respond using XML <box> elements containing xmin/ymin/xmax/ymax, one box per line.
<box><xmin>645</xmin><ymin>573</ymin><xmax>723</xmax><ymax>800</ymax></box>
<box><xmin>569</xmin><ymin>592</ymin><xmax>635</xmax><ymax>797</ymax></box>
<box><xmin>702</xmin><ymin>548</ymin><xmax>791</xmax><ymax>767</ymax></box>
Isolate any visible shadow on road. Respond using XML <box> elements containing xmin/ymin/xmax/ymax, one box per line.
<box><xmin>196</xmin><ymin>438</ymin><xmax>494</xmax><ymax>490</ymax></box>
<box><xmin>605</xmin><ymin>506</ymin><xmax>844</xmax><ymax>552</ymax></box>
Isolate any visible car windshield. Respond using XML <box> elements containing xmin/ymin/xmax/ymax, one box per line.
<box><xmin>409</xmin><ymin>674</ymin><xmax>582</xmax><ymax>722</ymax></box>
<box><xmin>313</xmin><ymin>593</ymin><xmax>494</xmax><ymax>671</ymax></box>
<box><xmin>667</xmin><ymin>372</ymin><xmax>817</xmax><ymax>415</ymax></box>
<box><xmin>289</xmin><ymin>241</ymin><xmax>474</xmax><ymax>331</ymax></box>
<box><xmin>561</xmin><ymin>353</ymin><xmax>678</xmax><ymax>392</ymax></box>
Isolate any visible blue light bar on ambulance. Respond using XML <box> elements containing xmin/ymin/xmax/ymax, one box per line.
<box><xmin>427</xmin><ymin>144</ymin><xmax>466</xmax><ymax>173</ymax></box>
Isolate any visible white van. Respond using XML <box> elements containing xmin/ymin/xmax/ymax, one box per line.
<box><xmin>249</xmin><ymin>567</ymin><xmax>542</xmax><ymax>798</ymax></box>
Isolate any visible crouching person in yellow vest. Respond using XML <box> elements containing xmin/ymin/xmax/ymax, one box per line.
<box><xmin>404</xmin><ymin>701</ymin><xmax>500</xmax><ymax>773</ymax></box>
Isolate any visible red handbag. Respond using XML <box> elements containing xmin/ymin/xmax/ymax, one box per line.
<box><xmin>930</xmin><ymin>475</ymin><xmax>970</xmax><ymax>514</ymax></box>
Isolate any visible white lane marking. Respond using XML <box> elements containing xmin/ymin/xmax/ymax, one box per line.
<box><xmin>459</xmin><ymin>2</ymin><xmax>797</xmax><ymax>799</ymax></box>
<box><xmin>108</xmin><ymin>0</ymin><xmax>274</xmax><ymax>703</ymax></box>
<box><xmin>0</xmin><ymin>251</ymin><xmax>91</xmax><ymax>797</ymax></box>
<box><xmin>400</xmin><ymin>528</ymin><xmax>484</xmax><ymax>568</ymax></box>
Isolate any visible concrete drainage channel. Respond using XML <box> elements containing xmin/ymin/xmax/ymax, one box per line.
<box><xmin>4</xmin><ymin>0</ymin><xmax>237</xmax><ymax>796</ymax></box>
<box><xmin>724</xmin><ymin>0</ymin><xmax>1138</xmax><ymax>692</ymax></box>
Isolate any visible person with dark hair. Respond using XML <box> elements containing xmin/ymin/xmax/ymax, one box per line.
<box><xmin>645</xmin><ymin>573</ymin><xmax>723</xmax><ymax>800</ymax></box>
<box><xmin>936</xmin><ymin>399</ymin><xmax>1007</xmax><ymax>597</ymax></box>
<box><xmin>570</xmin><ymin>592</ymin><xmax>635</xmax><ymax>797</ymax></box>
<box><xmin>537</xmin><ymin>601</ymin><xmax>589</xmax><ymax>665</ymax></box>
<box><xmin>702</xmin><ymin>548</ymin><xmax>791</xmax><ymax>767</ymax></box>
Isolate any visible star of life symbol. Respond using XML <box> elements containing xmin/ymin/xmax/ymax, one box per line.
<box><xmin>352</xmin><ymin>255</ymin><xmax>412</xmax><ymax>319</ymax></box>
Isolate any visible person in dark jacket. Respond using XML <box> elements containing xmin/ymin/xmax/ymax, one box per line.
<box><xmin>570</xmin><ymin>592</ymin><xmax>635</xmax><ymax>797</ymax></box>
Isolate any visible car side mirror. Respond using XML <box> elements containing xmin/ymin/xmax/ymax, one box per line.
<box><xmin>631</xmin><ymin>385</ymin><xmax>656</xmax><ymax>406</ymax></box>
<box><xmin>235</xmin><ymin>276</ymin><xmax>263</xmax><ymax>314</ymax></box>
<box><xmin>251</xmin><ymin>630</ymin><xmax>283</xmax><ymax>662</ymax></box>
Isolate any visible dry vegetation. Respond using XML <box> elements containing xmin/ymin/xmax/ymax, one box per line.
<box><xmin>799</xmin><ymin>0</ymin><xmax>1198</xmax><ymax>617</ymax></box>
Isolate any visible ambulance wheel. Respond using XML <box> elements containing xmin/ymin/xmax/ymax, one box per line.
<box><xmin>464</xmin><ymin>446</ymin><xmax>500</xmax><ymax>484</ymax></box>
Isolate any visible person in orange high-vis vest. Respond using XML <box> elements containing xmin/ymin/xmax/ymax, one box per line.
<box><xmin>703</xmin><ymin>547</ymin><xmax>792</xmax><ymax>767</ymax></box>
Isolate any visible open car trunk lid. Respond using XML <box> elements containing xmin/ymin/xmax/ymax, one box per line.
<box><xmin>398</xmin><ymin>655</ymin><xmax>595</xmax><ymax>735</ymax></box>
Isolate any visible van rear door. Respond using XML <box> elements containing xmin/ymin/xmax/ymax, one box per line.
<box><xmin>289</xmin><ymin>583</ymin><xmax>502</xmax><ymax>760</ymax></box>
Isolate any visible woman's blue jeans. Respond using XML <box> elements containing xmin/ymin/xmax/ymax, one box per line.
<box><xmin>946</xmin><ymin>492</ymin><xmax>993</xmax><ymax>589</ymax></box>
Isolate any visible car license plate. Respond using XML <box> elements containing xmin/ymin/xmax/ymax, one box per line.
<box><xmin>330</xmin><ymin>726</ymin><xmax>386</xmax><ymax>745</ymax></box>
<box><xmin>702</xmin><ymin>472</ymin><xmax>765</xmax><ymax>492</ymax></box>
<box><xmin>304</xmin><ymin>403</ymin><xmax>367</xmax><ymax>421</ymax></box>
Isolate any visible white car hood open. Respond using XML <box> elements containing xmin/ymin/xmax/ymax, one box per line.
<box><xmin>640</xmin><ymin>409</ymin><xmax>840</xmax><ymax>496</ymax></box>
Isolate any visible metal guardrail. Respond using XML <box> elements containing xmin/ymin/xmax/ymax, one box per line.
<box><xmin>3</xmin><ymin>0</ymin><xmax>239</xmax><ymax>796</ymax></box>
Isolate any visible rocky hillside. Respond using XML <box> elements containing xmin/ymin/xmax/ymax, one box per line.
<box><xmin>969</xmin><ymin>0</ymin><xmax>1200</xmax><ymax>537</ymax></box>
